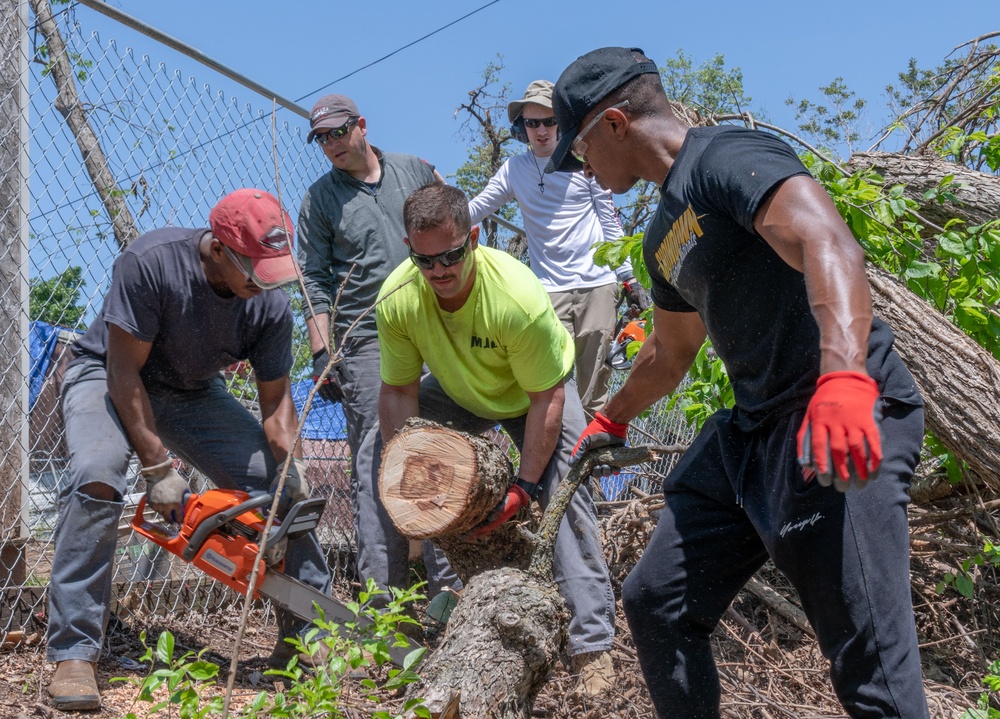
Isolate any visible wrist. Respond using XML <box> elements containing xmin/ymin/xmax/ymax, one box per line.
<box><xmin>513</xmin><ymin>476</ymin><xmax>540</xmax><ymax>500</ymax></box>
<box><xmin>817</xmin><ymin>370</ymin><xmax>877</xmax><ymax>390</ymax></box>
<box><xmin>594</xmin><ymin>411</ymin><xmax>629</xmax><ymax>435</ymax></box>
<box><xmin>140</xmin><ymin>456</ymin><xmax>171</xmax><ymax>478</ymax></box>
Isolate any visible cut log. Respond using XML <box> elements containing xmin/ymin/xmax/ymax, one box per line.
<box><xmin>380</xmin><ymin>419</ymin><xmax>536</xmax><ymax>584</ymax></box>
<box><xmin>380</xmin><ymin>418</ymin><xmax>513</xmax><ymax>538</ymax></box>
<box><xmin>867</xmin><ymin>266</ymin><xmax>1000</xmax><ymax>492</ymax></box>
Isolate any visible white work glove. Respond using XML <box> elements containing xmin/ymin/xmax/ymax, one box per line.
<box><xmin>142</xmin><ymin>459</ymin><xmax>190</xmax><ymax>523</ymax></box>
<box><xmin>269</xmin><ymin>457</ymin><xmax>310</xmax><ymax>516</ymax></box>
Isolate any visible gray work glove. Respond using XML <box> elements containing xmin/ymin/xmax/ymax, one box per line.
<box><xmin>269</xmin><ymin>457</ymin><xmax>310</xmax><ymax>516</ymax></box>
<box><xmin>312</xmin><ymin>349</ymin><xmax>344</xmax><ymax>404</ymax></box>
<box><xmin>143</xmin><ymin>460</ymin><xmax>190</xmax><ymax>524</ymax></box>
<box><xmin>622</xmin><ymin>278</ymin><xmax>651</xmax><ymax>312</ymax></box>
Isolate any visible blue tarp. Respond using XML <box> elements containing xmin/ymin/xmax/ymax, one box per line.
<box><xmin>29</xmin><ymin>321</ymin><xmax>62</xmax><ymax>410</ymax></box>
<box><xmin>28</xmin><ymin>325</ymin><xmax>349</xmax><ymax>442</ymax></box>
<box><xmin>291</xmin><ymin>379</ymin><xmax>349</xmax><ymax>441</ymax></box>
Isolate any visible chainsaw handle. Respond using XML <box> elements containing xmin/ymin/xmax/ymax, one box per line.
<box><xmin>263</xmin><ymin>497</ymin><xmax>326</xmax><ymax>550</ymax></box>
<box><xmin>131</xmin><ymin>490</ymin><xmax>194</xmax><ymax>528</ymax></box>
<box><xmin>132</xmin><ymin>493</ymin><xmax>148</xmax><ymax>528</ymax></box>
<box><xmin>181</xmin><ymin>493</ymin><xmax>273</xmax><ymax>562</ymax></box>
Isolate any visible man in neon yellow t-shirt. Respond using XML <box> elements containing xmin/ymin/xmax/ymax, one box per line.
<box><xmin>353</xmin><ymin>182</ymin><xmax>616</xmax><ymax>695</ymax></box>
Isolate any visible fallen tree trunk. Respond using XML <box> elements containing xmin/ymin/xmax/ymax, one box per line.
<box><xmin>389</xmin><ymin>435</ymin><xmax>680</xmax><ymax>719</ymax></box>
<box><xmin>867</xmin><ymin>266</ymin><xmax>1000</xmax><ymax>492</ymax></box>
<box><xmin>847</xmin><ymin>151</ymin><xmax>1000</xmax><ymax>234</ymax></box>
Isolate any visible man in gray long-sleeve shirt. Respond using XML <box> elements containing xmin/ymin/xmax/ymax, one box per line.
<box><xmin>297</xmin><ymin>94</ymin><xmax>456</xmax><ymax>598</ymax></box>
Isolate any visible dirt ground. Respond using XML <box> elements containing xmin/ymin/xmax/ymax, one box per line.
<box><xmin>2</xmin><ymin>489</ymin><xmax>998</xmax><ymax>719</ymax></box>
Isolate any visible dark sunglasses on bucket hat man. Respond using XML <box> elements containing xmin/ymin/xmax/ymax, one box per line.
<box><xmin>545</xmin><ymin>47</ymin><xmax>659</xmax><ymax>174</ymax></box>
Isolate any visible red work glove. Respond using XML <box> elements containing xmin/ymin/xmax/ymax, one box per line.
<box><xmin>572</xmin><ymin>412</ymin><xmax>628</xmax><ymax>478</ymax></box>
<box><xmin>464</xmin><ymin>480</ymin><xmax>533</xmax><ymax>541</ymax></box>
<box><xmin>796</xmin><ymin>371</ymin><xmax>883</xmax><ymax>492</ymax></box>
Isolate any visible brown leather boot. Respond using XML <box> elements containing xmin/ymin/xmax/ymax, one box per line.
<box><xmin>48</xmin><ymin>659</ymin><xmax>100</xmax><ymax>711</ymax></box>
<box><xmin>571</xmin><ymin>650</ymin><xmax>614</xmax><ymax>697</ymax></box>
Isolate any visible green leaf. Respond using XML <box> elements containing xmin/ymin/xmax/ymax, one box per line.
<box><xmin>155</xmin><ymin>631</ymin><xmax>175</xmax><ymax>664</ymax></box>
<box><xmin>187</xmin><ymin>660</ymin><xmax>219</xmax><ymax>682</ymax></box>
<box><xmin>938</xmin><ymin>234</ymin><xmax>968</xmax><ymax>257</ymax></box>
<box><xmin>904</xmin><ymin>261</ymin><xmax>942</xmax><ymax>280</ymax></box>
<box><xmin>956</xmin><ymin>573</ymin><xmax>975</xmax><ymax>599</ymax></box>
<box><xmin>403</xmin><ymin>646</ymin><xmax>427</xmax><ymax>670</ymax></box>
<box><xmin>371</xmin><ymin>641</ymin><xmax>391</xmax><ymax>665</ymax></box>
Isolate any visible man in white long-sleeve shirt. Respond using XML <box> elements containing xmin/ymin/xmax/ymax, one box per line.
<box><xmin>469</xmin><ymin>80</ymin><xmax>650</xmax><ymax>415</ymax></box>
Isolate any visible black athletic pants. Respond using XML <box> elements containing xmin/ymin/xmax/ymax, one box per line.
<box><xmin>622</xmin><ymin>401</ymin><xmax>929</xmax><ymax>718</ymax></box>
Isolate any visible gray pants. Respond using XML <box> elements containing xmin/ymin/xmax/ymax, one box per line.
<box><xmin>549</xmin><ymin>283</ymin><xmax>617</xmax><ymax>416</ymax></box>
<box><xmin>47</xmin><ymin>358</ymin><xmax>332</xmax><ymax>663</ymax></box>
<box><xmin>354</xmin><ymin>373</ymin><xmax>615</xmax><ymax>655</ymax></box>
<box><xmin>336</xmin><ymin>338</ymin><xmax>457</xmax><ymax>597</ymax></box>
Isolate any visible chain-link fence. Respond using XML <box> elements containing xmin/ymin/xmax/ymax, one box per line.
<box><xmin>1</xmin><ymin>5</ymin><xmax>694</xmax><ymax>644</ymax></box>
<box><xmin>2</xmin><ymin>8</ymin><xmax>354</xmax><ymax>639</ymax></box>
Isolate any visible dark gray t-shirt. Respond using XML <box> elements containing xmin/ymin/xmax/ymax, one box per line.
<box><xmin>73</xmin><ymin>227</ymin><xmax>293</xmax><ymax>392</ymax></box>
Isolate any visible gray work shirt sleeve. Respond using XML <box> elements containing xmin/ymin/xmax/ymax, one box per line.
<box><xmin>297</xmin><ymin>188</ymin><xmax>335</xmax><ymax>319</ymax></box>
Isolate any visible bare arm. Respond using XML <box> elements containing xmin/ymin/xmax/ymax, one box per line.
<box><xmin>106</xmin><ymin>323</ymin><xmax>167</xmax><ymax>468</ymax></box>
<box><xmin>258</xmin><ymin>374</ymin><xmax>300</xmax><ymax>462</ymax></box>
<box><xmin>754</xmin><ymin>175</ymin><xmax>872</xmax><ymax>374</ymax></box>
<box><xmin>378</xmin><ymin>379</ymin><xmax>421</xmax><ymax>444</ymax></box>
<box><xmin>602</xmin><ymin>306</ymin><xmax>707</xmax><ymax>424</ymax></box>
<box><xmin>518</xmin><ymin>381</ymin><xmax>565</xmax><ymax>487</ymax></box>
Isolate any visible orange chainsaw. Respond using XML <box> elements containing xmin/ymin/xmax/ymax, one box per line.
<box><xmin>606</xmin><ymin>317</ymin><xmax>647</xmax><ymax>371</ymax></box>
<box><xmin>131</xmin><ymin>488</ymin><xmax>421</xmax><ymax>666</ymax></box>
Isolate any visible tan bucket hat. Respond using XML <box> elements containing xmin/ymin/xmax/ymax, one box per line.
<box><xmin>507</xmin><ymin>79</ymin><xmax>554</xmax><ymax>124</ymax></box>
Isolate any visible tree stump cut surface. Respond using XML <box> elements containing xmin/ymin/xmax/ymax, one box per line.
<box><xmin>380</xmin><ymin>420</ymin><xmax>513</xmax><ymax>539</ymax></box>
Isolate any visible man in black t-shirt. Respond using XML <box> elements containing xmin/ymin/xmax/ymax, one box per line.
<box><xmin>46</xmin><ymin>190</ymin><xmax>331</xmax><ymax>711</ymax></box>
<box><xmin>546</xmin><ymin>48</ymin><xmax>928</xmax><ymax>718</ymax></box>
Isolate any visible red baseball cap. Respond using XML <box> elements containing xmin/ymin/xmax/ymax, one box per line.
<box><xmin>209</xmin><ymin>189</ymin><xmax>297</xmax><ymax>289</ymax></box>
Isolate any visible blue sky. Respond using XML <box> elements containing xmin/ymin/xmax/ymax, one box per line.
<box><xmin>70</xmin><ymin>0</ymin><xmax>998</xmax><ymax>183</ymax></box>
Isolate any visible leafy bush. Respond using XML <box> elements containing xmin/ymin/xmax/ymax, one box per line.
<box><xmin>116</xmin><ymin>579</ymin><xmax>430</xmax><ymax>718</ymax></box>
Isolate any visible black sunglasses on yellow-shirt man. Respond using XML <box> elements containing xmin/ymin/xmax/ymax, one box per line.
<box><xmin>409</xmin><ymin>232</ymin><xmax>471</xmax><ymax>270</ymax></box>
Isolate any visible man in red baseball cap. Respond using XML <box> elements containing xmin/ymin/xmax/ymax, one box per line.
<box><xmin>46</xmin><ymin>189</ymin><xmax>331</xmax><ymax>710</ymax></box>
